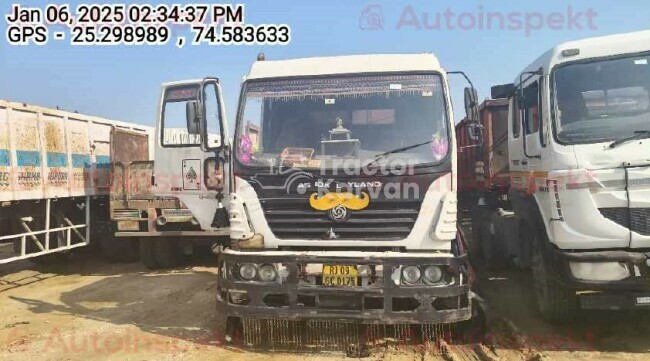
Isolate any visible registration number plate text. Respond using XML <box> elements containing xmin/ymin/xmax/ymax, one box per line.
<box><xmin>117</xmin><ymin>221</ymin><xmax>139</xmax><ymax>231</ymax></box>
<box><xmin>322</xmin><ymin>265</ymin><xmax>358</xmax><ymax>287</ymax></box>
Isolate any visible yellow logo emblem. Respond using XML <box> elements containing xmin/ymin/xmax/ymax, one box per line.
<box><xmin>309</xmin><ymin>192</ymin><xmax>370</xmax><ymax>211</ymax></box>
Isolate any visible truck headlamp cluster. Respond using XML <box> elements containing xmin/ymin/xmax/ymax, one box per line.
<box><xmin>400</xmin><ymin>265</ymin><xmax>446</xmax><ymax>285</ymax></box>
<box><xmin>423</xmin><ymin>266</ymin><xmax>444</xmax><ymax>284</ymax></box>
<box><xmin>258</xmin><ymin>264</ymin><xmax>278</xmax><ymax>282</ymax></box>
<box><xmin>402</xmin><ymin>266</ymin><xmax>421</xmax><ymax>284</ymax></box>
<box><xmin>239</xmin><ymin>263</ymin><xmax>257</xmax><ymax>280</ymax></box>
<box><xmin>237</xmin><ymin>263</ymin><xmax>278</xmax><ymax>282</ymax></box>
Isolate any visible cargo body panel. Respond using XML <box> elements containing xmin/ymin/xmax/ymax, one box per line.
<box><xmin>0</xmin><ymin>100</ymin><xmax>151</xmax><ymax>264</ymax></box>
<box><xmin>456</xmin><ymin>99</ymin><xmax>510</xmax><ymax>195</ymax></box>
<box><xmin>0</xmin><ymin>100</ymin><xmax>152</xmax><ymax>203</ymax></box>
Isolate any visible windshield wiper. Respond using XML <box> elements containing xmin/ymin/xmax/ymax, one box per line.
<box><xmin>365</xmin><ymin>140</ymin><xmax>432</xmax><ymax>166</ymax></box>
<box><xmin>608</xmin><ymin>130</ymin><xmax>650</xmax><ymax>149</ymax></box>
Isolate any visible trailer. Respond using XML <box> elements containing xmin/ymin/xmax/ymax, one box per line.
<box><xmin>0</xmin><ymin>100</ymin><xmax>150</xmax><ymax>264</ymax></box>
<box><xmin>459</xmin><ymin>30</ymin><xmax>650</xmax><ymax>321</ymax></box>
<box><xmin>456</xmin><ymin>100</ymin><xmax>516</xmax><ymax>267</ymax></box>
<box><xmin>456</xmin><ymin>99</ymin><xmax>510</xmax><ymax>203</ymax></box>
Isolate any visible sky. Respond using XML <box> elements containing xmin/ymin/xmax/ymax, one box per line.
<box><xmin>1</xmin><ymin>0</ymin><xmax>649</xmax><ymax>130</ymax></box>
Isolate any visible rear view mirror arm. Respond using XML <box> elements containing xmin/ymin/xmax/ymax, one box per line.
<box><xmin>197</xmin><ymin>77</ymin><xmax>225</xmax><ymax>153</ymax></box>
<box><xmin>449</xmin><ymin>71</ymin><xmax>482</xmax><ymax>145</ymax></box>
<box><xmin>447</xmin><ymin>71</ymin><xmax>476</xmax><ymax>90</ymax></box>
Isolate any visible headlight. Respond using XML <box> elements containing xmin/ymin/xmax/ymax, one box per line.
<box><xmin>402</xmin><ymin>266</ymin><xmax>421</xmax><ymax>285</ymax></box>
<box><xmin>423</xmin><ymin>266</ymin><xmax>443</xmax><ymax>284</ymax></box>
<box><xmin>239</xmin><ymin>263</ymin><xmax>257</xmax><ymax>280</ymax></box>
<box><xmin>357</xmin><ymin>265</ymin><xmax>372</xmax><ymax>277</ymax></box>
<box><xmin>258</xmin><ymin>264</ymin><xmax>277</xmax><ymax>282</ymax></box>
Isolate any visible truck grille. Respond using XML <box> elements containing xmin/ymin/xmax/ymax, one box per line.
<box><xmin>599</xmin><ymin>208</ymin><xmax>650</xmax><ymax>236</ymax></box>
<box><xmin>260</xmin><ymin>198</ymin><xmax>421</xmax><ymax>240</ymax></box>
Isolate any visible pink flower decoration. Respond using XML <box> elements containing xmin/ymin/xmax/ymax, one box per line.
<box><xmin>431</xmin><ymin>134</ymin><xmax>449</xmax><ymax>161</ymax></box>
<box><xmin>238</xmin><ymin>135</ymin><xmax>253</xmax><ymax>165</ymax></box>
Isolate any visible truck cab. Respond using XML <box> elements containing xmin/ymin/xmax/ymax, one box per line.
<box><xmin>479</xmin><ymin>30</ymin><xmax>650</xmax><ymax>321</ymax></box>
<box><xmin>115</xmin><ymin>79</ymin><xmax>232</xmax><ymax>269</ymax></box>
<box><xmin>171</xmin><ymin>54</ymin><xmax>479</xmax><ymax>338</ymax></box>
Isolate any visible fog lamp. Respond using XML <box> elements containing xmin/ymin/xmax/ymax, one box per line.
<box><xmin>402</xmin><ymin>266</ymin><xmax>421</xmax><ymax>285</ymax></box>
<box><xmin>239</xmin><ymin>263</ymin><xmax>257</xmax><ymax>281</ymax></box>
<box><xmin>423</xmin><ymin>266</ymin><xmax>443</xmax><ymax>284</ymax></box>
<box><xmin>258</xmin><ymin>264</ymin><xmax>277</xmax><ymax>282</ymax></box>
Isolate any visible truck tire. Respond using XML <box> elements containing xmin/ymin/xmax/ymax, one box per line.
<box><xmin>470</xmin><ymin>205</ymin><xmax>492</xmax><ymax>257</ymax></box>
<box><xmin>99</xmin><ymin>235</ymin><xmax>139</xmax><ymax>263</ymax></box>
<box><xmin>153</xmin><ymin>237</ymin><xmax>181</xmax><ymax>269</ymax></box>
<box><xmin>482</xmin><ymin>211</ymin><xmax>510</xmax><ymax>270</ymax></box>
<box><xmin>480</xmin><ymin>221</ymin><xmax>503</xmax><ymax>271</ymax></box>
<box><xmin>528</xmin><ymin>223</ymin><xmax>578</xmax><ymax>323</ymax></box>
<box><xmin>139</xmin><ymin>238</ymin><xmax>159</xmax><ymax>269</ymax></box>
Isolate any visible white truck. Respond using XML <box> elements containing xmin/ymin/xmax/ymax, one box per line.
<box><xmin>109</xmin><ymin>125</ymin><xmax>227</xmax><ymax>269</ymax></box>
<box><xmin>0</xmin><ymin>100</ymin><xmax>151</xmax><ymax>264</ymax></box>
<box><xmin>471</xmin><ymin>30</ymin><xmax>650</xmax><ymax>321</ymax></box>
<box><xmin>108</xmin><ymin>81</ymin><xmax>231</xmax><ymax>269</ymax></box>
<box><xmin>156</xmin><ymin>53</ymin><xmax>481</xmax><ymax>341</ymax></box>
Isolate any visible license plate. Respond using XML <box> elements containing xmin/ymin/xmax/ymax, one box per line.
<box><xmin>161</xmin><ymin>209</ymin><xmax>193</xmax><ymax>222</ymax></box>
<box><xmin>117</xmin><ymin>221</ymin><xmax>140</xmax><ymax>231</ymax></box>
<box><xmin>322</xmin><ymin>265</ymin><xmax>358</xmax><ymax>287</ymax></box>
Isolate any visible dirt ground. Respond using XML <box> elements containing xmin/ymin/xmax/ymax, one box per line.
<box><xmin>1</xmin><ymin>251</ymin><xmax>649</xmax><ymax>360</ymax></box>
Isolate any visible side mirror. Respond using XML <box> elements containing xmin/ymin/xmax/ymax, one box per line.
<box><xmin>186</xmin><ymin>101</ymin><xmax>200</xmax><ymax>135</ymax></box>
<box><xmin>467</xmin><ymin>123</ymin><xmax>482</xmax><ymax>142</ymax></box>
<box><xmin>464</xmin><ymin>87</ymin><xmax>479</xmax><ymax>123</ymax></box>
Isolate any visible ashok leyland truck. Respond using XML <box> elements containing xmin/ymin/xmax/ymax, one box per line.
<box><xmin>462</xmin><ymin>30</ymin><xmax>650</xmax><ymax>322</ymax></box>
<box><xmin>157</xmin><ymin>53</ymin><xmax>480</xmax><ymax>343</ymax></box>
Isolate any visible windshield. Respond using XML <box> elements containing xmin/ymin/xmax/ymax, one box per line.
<box><xmin>554</xmin><ymin>53</ymin><xmax>650</xmax><ymax>144</ymax></box>
<box><xmin>235</xmin><ymin>74</ymin><xmax>450</xmax><ymax>170</ymax></box>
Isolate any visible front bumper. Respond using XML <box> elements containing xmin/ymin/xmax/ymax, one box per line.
<box><xmin>549</xmin><ymin>248</ymin><xmax>650</xmax><ymax>310</ymax></box>
<box><xmin>215</xmin><ymin>250</ymin><xmax>472</xmax><ymax>324</ymax></box>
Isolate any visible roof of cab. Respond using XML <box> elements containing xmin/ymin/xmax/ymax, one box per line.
<box><xmin>161</xmin><ymin>79</ymin><xmax>202</xmax><ymax>88</ymax></box>
<box><xmin>516</xmin><ymin>30</ymin><xmax>650</xmax><ymax>84</ymax></box>
<box><xmin>246</xmin><ymin>53</ymin><xmax>442</xmax><ymax>80</ymax></box>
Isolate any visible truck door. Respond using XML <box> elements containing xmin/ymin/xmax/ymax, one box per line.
<box><xmin>626</xmin><ymin>163</ymin><xmax>650</xmax><ymax>248</ymax></box>
<box><xmin>153</xmin><ymin>79</ymin><xmax>229</xmax><ymax>231</ymax></box>
<box><xmin>510</xmin><ymin>77</ymin><xmax>544</xmax><ymax>193</ymax></box>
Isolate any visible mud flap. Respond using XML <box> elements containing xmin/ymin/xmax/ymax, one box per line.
<box><xmin>211</xmin><ymin>197</ymin><xmax>230</xmax><ymax>228</ymax></box>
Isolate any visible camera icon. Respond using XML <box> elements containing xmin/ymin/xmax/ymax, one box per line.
<box><xmin>359</xmin><ymin>4</ymin><xmax>384</xmax><ymax>30</ymax></box>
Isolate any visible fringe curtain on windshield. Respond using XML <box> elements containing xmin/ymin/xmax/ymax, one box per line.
<box><xmin>246</xmin><ymin>74</ymin><xmax>443</xmax><ymax>101</ymax></box>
